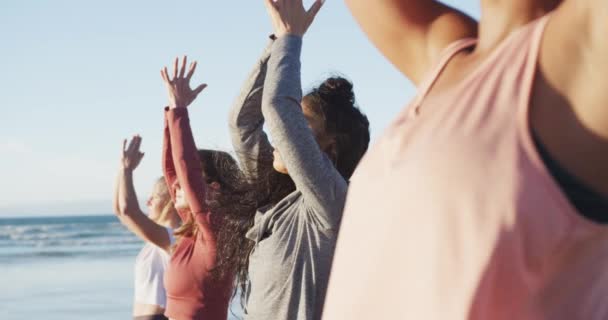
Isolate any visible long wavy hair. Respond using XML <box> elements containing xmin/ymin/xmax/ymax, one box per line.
<box><xmin>169</xmin><ymin>149</ymin><xmax>294</xmax><ymax>290</ymax></box>
<box><xmin>210</xmin><ymin>152</ymin><xmax>296</xmax><ymax>294</ymax></box>
<box><xmin>171</xmin><ymin>150</ymin><xmax>239</xmax><ymax>241</ymax></box>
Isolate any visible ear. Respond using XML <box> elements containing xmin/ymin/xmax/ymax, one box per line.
<box><xmin>209</xmin><ymin>181</ymin><xmax>221</xmax><ymax>190</ymax></box>
<box><xmin>325</xmin><ymin>139</ymin><xmax>338</xmax><ymax>166</ymax></box>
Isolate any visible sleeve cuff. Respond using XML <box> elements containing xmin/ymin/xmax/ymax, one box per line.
<box><xmin>164</xmin><ymin>106</ymin><xmax>189</xmax><ymax>120</ymax></box>
<box><xmin>272</xmin><ymin>34</ymin><xmax>303</xmax><ymax>57</ymax></box>
<box><xmin>260</xmin><ymin>37</ymin><xmax>277</xmax><ymax>60</ymax></box>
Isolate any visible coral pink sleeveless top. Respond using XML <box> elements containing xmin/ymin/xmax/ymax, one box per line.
<box><xmin>323</xmin><ymin>15</ymin><xmax>608</xmax><ymax>320</ymax></box>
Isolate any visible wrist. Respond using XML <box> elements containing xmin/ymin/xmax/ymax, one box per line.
<box><xmin>120</xmin><ymin>166</ymin><xmax>135</xmax><ymax>174</ymax></box>
<box><xmin>168</xmin><ymin>98</ymin><xmax>186</xmax><ymax>109</ymax></box>
<box><xmin>275</xmin><ymin>32</ymin><xmax>303</xmax><ymax>40</ymax></box>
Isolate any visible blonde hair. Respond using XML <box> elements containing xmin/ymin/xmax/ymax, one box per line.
<box><xmin>151</xmin><ymin>177</ymin><xmax>178</xmax><ymax>226</ymax></box>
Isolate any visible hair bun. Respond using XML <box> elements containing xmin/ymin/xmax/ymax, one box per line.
<box><xmin>318</xmin><ymin>77</ymin><xmax>355</xmax><ymax>107</ymax></box>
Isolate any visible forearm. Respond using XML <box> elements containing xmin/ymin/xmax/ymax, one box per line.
<box><xmin>345</xmin><ymin>0</ymin><xmax>476</xmax><ymax>83</ymax></box>
<box><xmin>165</xmin><ymin>108</ymin><xmax>207</xmax><ymax>216</ymax></box>
<box><xmin>117</xmin><ymin>168</ymin><xmax>144</xmax><ymax>217</ymax></box>
<box><xmin>228</xmin><ymin>40</ymin><xmax>275</xmax><ymax>181</ymax></box>
<box><xmin>113</xmin><ymin>171</ymin><xmax>131</xmax><ymax>229</ymax></box>
<box><xmin>162</xmin><ymin>119</ymin><xmax>178</xmax><ymax>203</ymax></box>
<box><xmin>116</xmin><ymin>167</ymin><xmax>171</xmax><ymax>250</ymax></box>
<box><xmin>262</xmin><ymin>35</ymin><xmax>347</xmax><ymax>224</ymax></box>
<box><xmin>228</xmin><ymin>39</ymin><xmax>274</xmax><ymax>129</ymax></box>
<box><xmin>261</xmin><ymin>35</ymin><xmax>308</xmax><ymax>176</ymax></box>
<box><xmin>113</xmin><ymin>171</ymin><xmax>120</xmax><ymax>215</ymax></box>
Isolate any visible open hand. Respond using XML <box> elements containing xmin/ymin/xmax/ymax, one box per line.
<box><xmin>161</xmin><ymin>56</ymin><xmax>207</xmax><ymax>109</ymax></box>
<box><xmin>122</xmin><ymin>135</ymin><xmax>144</xmax><ymax>171</ymax></box>
<box><xmin>264</xmin><ymin>0</ymin><xmax>324</xmax><ymax>37</ymax></box>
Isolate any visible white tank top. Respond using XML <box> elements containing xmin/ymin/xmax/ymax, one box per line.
<box><xmin>133</xmin><ymin>227</ymin><xmax>174</xmax><ymax>307</ymax></box>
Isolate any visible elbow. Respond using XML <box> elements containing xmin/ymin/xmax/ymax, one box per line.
<box><xmin>113</xmin><ymin>204</ymin><xmax>121</xmax><ymax>216</ymax></box>
<box><xmin>117</xmin><ymin>202</ymin><xmax>138</xmax><ymax>217</ymax></box>
<box><xmin>260</xmin><ymin>96</ymin><xmax>281</xmax><ymax>115</ymax></box>
<box><xmin>112</xmin><ymin>198</ymin><xmax>120</xmax><ymax>216</ymax></box>
<box><xmin>117</xmin><ymin>204</ymin><xmax>129</xmax><ymax>216</ymax></box>
<box><xmin>261</xmin><ymin>95</ymin><xmax>299</xmax><ymax>119</ymax></box>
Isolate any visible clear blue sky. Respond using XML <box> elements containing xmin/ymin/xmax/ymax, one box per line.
<box><xmin>0</xmin><ymin>0</ymin><xmax>479</xmax><ymax>216</ymax></box>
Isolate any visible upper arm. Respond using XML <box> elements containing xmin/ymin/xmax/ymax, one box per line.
<box><xmin>165</xmin><ymin>108</ymin><xmax>210</xmax><ymax>228</ymax></box>
<box><xmin>114</xmin><ymin>168</ymin><xmax>173</xmax><ymax>251</ymax></box>
<box><xmin>228</xmin><ymin>86</ymin><xmax>274</xmax><ymax>183</ymax></box>
<box><xmin>228</xmin><ymin>107</ymin><xmax>274</xmax><ymax>182</ymax></box>
<box><xmin>228</xmin><ymin>42</ymin><xmax>275</xmax><ymax>182</ymax></box>
<box><xmin>533</xmin><ymin>1</ymin><xmax>608</xmax><ymax>197</ymax></box>
<box><xmin>120</xmin><ymin>213</ymin><xmax>172</xmax><ymax>252</ymax></box>
<box><xmin>586</xmin><ymin>1</ymin><xmax>608</xmax><ymax>87</ymax></box>
<box><xmin>345</xmin><ymin>0</ymin><xmax>477</xmax><ymax>84</ymax></box>
<box><xmin>265</xmin><ymin>97</ymin><xmax>347</xmax><ymax>226</ymax></box>
<box><xmin>544</xmin><ymin>1</ymin><xmax>608</xmax><ymax>130</ymax></box>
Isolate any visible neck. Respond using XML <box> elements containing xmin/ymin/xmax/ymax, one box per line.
<box><xmin>476</xmin><ymin>0</ymin><xmax>561</xmax><ymax>53</ymax></box>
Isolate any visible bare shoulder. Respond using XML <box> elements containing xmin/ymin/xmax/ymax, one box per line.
<box><xmin>532</xmin><ymin>0</ymin><xmax>608</xmax><ymax>199</ymax></box>
<box><xmin>540</xmin><ymin>1</ymin><xmax>608</xmax><ymax>133</ymax></box>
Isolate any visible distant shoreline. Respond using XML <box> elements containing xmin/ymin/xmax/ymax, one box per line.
<box><xmin>0</xmin><ymin>213</ymin><xmax>114</xmax><ymax>221</ymax></box>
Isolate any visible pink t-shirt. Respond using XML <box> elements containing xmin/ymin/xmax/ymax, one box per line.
<box><xmin>323</xmin><ymin>15</ymin><xmax>608</xmax><ymax>320</ymax></box>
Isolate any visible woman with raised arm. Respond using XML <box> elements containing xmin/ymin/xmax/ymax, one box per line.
<box><xmin>159</xmin><ymin>57</ymin><xmax>238</xmax><ymax>320</ymax></box>
<box><xmin>114</xmin><ymin>135</ymin><xmax>180</xmax><ymax>320</ymax></box>
<box><xmin>324</xmin><ymin>0</ymin><xmax>608</xmax><ymax>319</ymax></box>
<box><xmin>226</xmin><ymin>1</ymin><xmax>370</xmax><ymax>319</ymax></box>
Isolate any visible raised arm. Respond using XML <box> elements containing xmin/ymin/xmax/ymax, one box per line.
<box><xmin>261</xmin><ymin>0</ymin><xmax>347</xmax><ymax>228</ymax></box>
<box><xmin>162</xmin><ymin>117</ymin><xmax>177</xmax><ymax>205</ymax></box>
<box><xmin>345</xmin><ymin>0</ymin><xmax>477</xmax><ymax>84</ymax></box>
<box><xmin>114</xmin><ymin>136</ymin><xmax>172</xmax><ymax>252</ymax></box>
<box><xmin>228</xmin><ymin>40</ymin><xmax>275</xmax><ymax>182</ymax></box>
<box><xmin>161</xmin><ymin>57</ymin><xmax>215</xmax><ymax>237</ymax></box>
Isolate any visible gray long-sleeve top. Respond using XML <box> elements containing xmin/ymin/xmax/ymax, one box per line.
<box><xmin>228</xmin><ymin>35</ymin><xmax>347</xmax><ymax>320</ymax></box>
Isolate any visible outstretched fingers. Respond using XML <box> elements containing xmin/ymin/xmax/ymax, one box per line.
<box><xmin>307</xmin><ymin>0</ymin><xmax>324</xmax><ymax>22</ymax></box>
<box><xmin>133</xmin><ymin>135</ymin><xmax>142</xmax><ymax>152</ymax></box>
<box><xmin>124</xmin><ymin>135</ymin><xmax>142</xmax><ymax>156</ymax></box>
<box><xmin>160</xmin><ymin>67</ymin><xmax>171</xmax><ymax>85</ymax></box>
<box><xmin>186</xmin><ymin>61</ymin><xmax>197</xmax><ymax>80</ymax></box>
<box><xmin>179</xmin><ymin>56</ymin><xmax>187</xmax><ymax>78</ymax></box>
<box><xmin>192</xmin><ymin>83</ymin><xmax>208</xmax><ymax>97</ymax></box>
<box><xmin>172</xmin><ymin>57</ymin><xmax>179</xmax><ymax>80</ymax></box>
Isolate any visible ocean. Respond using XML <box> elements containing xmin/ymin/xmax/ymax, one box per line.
<box><xmin>0</xmin><ymin>215</ymin><xmax>243</xmax><ymax>320</ymax></box>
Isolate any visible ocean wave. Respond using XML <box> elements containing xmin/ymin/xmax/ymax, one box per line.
<box><xmin>0</xmin><ymin>217</ymin><xmax>143</xmax><ymax>259</ymax></box>
<box><xmin>0</xmin><ymin>246</ymin><xmax>141</xmax><ymax>263</ymax></box>
<box><xmin>1</xmin><ymin>236</ymin><xmax>141</xmax><ymax>248</ymax></box>
<box><xmin>5</xmin><ymin>229</ymin><xmax>128</xmax><ymax>241</ymax></box>
<box><xmin>0</xmin><ymin>222</ymin><xmax>126</xmax><ymax>236</ymax></box>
